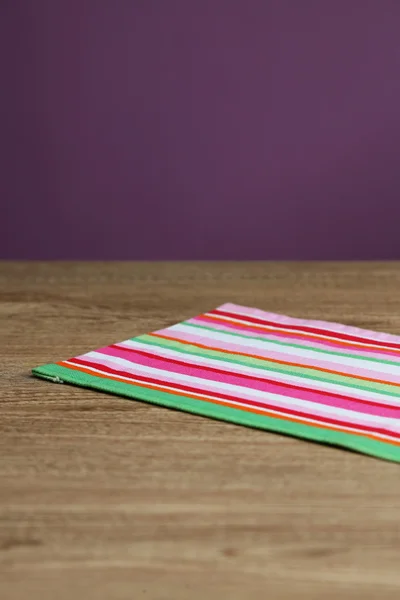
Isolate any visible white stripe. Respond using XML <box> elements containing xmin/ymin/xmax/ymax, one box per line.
<box><xmin>206</xmin><ymin>311</ymin><xmax>400</xmax><ymax>353</ymax></box>
<box><xmin>120</xmin><ymin>339</ymin><xmax>400</xmax><ymax>406</ymax></box>
<box><xmin>82</xmin><ymin>351</ymin><xmax>398</xmax><ymax>430</ymax></box>
<box><xmin>66</xmin><ymin>359</ymin><xmax>400</xmax><ymax>443</ymax></box>
<box><xmin>170</xmin><ymin>323</ymin><xmax>400</xmax><ymax>378</ymax></box>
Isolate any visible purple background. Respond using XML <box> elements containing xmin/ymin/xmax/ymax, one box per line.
<box><xmin>2</xmin><ymin>1</ymin><xmax>400</xmax><ymax>260</ymax></box>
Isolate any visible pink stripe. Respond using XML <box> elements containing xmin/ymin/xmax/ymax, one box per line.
<box><xmin>72</xmin><ymin>353</ymin><xmax>399</xmax><ymax>434</ymax></box>
<box><xmin>192</xmin><ymin>315</ymin><xmax>400</xmax><ymax>361</ymax></box>
<box><xmin>221</xmin><ymin>303</ymin><xmax>400</xmax><ymax>346</ymax></box>
<box><xmin>119</xmin><ymin>339</ymin><xmax>400</xmax><ymax>407</ymax></box>
<box><xmin>159</xmin><ymin>328</ymin><xmax>400</xmax><ymax>386</ymax></box>
<box><xmin>98</xmin><ymin>344</ymin><xmax>400</xmax><ymax>419</ymax></box>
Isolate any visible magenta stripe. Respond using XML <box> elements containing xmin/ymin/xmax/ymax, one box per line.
<box><xmin>71</xmin><ymin>354</ymin><xmax>398</xmax><ymax>433</ymax></box>
<box><xmin>98</xmin><ymin>344</ymin><xmax>400</xmax><ymax>419</ymax></box>
<box><xmin>192</xmin><ymin>315</ymin><xmax>400</xmax><ymax>361</ymax></box>
<box><xmin>118</xmin><ymin>340</ymin><xmax>400</xmax><ymax>407</ymax></box>
<box><xmin>158</xmin><ymin>328</ymin><xmax>400</xmax><ymax>386</ymax></box>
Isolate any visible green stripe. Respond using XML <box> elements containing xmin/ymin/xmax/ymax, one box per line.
<box><xmin>135</xmin><ymin>334</ymin><xmax>400</xmax><ymax>398</ymax></box>
<box><xmin>186</xmin><ymin>321</ymin><xmax>400</xmax><ymax>368</ymax></box>
<box><xmin>32</xmin><ymin>363</ymin><xmax>400</xmax><ymax>463</ymax></box>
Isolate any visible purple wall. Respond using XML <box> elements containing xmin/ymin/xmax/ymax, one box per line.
<box><xmin>2</xmin><ymin>0</ymin><xmax>400</xmax><ymax>259</ymax></box>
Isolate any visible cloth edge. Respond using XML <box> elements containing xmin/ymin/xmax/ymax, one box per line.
<box><xmin>32</xmin><ymin>363</ymin><xmax>400</xmax><ymax>464</ymax></box>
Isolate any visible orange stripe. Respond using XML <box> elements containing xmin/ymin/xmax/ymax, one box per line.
<box><xmin>205</xmin><ymin>313</ymin><xmax>400</xmax><ymax>355</ymax></box>
<box><xmin>58</xmin><ymin>361</ymin><xmax>400</xmax><ymax>447</ymax></box>
<box><xmin>150</xmin><ymin>333</ymin><xmax>400</xmax><ymax>389</ymax></box>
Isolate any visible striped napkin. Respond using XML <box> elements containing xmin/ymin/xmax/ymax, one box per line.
<box><xmin>33</xmin><ymin>303</ymin><xmax>400</xmax><ymax>463</ymax></box>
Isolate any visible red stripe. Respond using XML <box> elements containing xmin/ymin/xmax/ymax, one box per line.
<box><xmin>197</xmin><ymin>314</ymin><xmax>400</xmax><ymax>359</ymax></box>
<box><xmin>113</xmin><ymin>344</ymin><xmax>395</xmax><ymax>411</ymax></box>
<box><xmin>212</xmin><ymin>309</ymin><xmax>400</xmax><ymax>351</ymax></box>
<box><xmin>68</xmin><ymin>357</ymin><xmax>400</xmax><ymax>441</ymax></box>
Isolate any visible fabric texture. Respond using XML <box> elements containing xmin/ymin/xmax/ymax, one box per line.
<box><xmin>33</xmin><ymin>303</ymin><xmax>400</xmax><ymax>462</ymax></box>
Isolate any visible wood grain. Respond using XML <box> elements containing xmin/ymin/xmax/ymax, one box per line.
<box><xmin>2</xmin><ymin>261</ymin><xmax>400</xmax><ymax>599</ymax></box>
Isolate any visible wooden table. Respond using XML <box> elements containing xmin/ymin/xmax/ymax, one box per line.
<box><xmin>2</xmin><ymin>262</ymin><xmax>400</xmax><ymax>600</ymax></box>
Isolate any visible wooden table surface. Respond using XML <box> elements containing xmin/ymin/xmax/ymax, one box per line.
<box><xmin>2</xmin><ymin>261</ymin><xmax>400</xmax><ymax>600</ymax></box>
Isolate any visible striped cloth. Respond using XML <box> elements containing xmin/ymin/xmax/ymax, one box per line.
<box><xmin>33</xmin><ymin>303</ymin><xmax>400</xmax><ymax>463</ymax></box>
